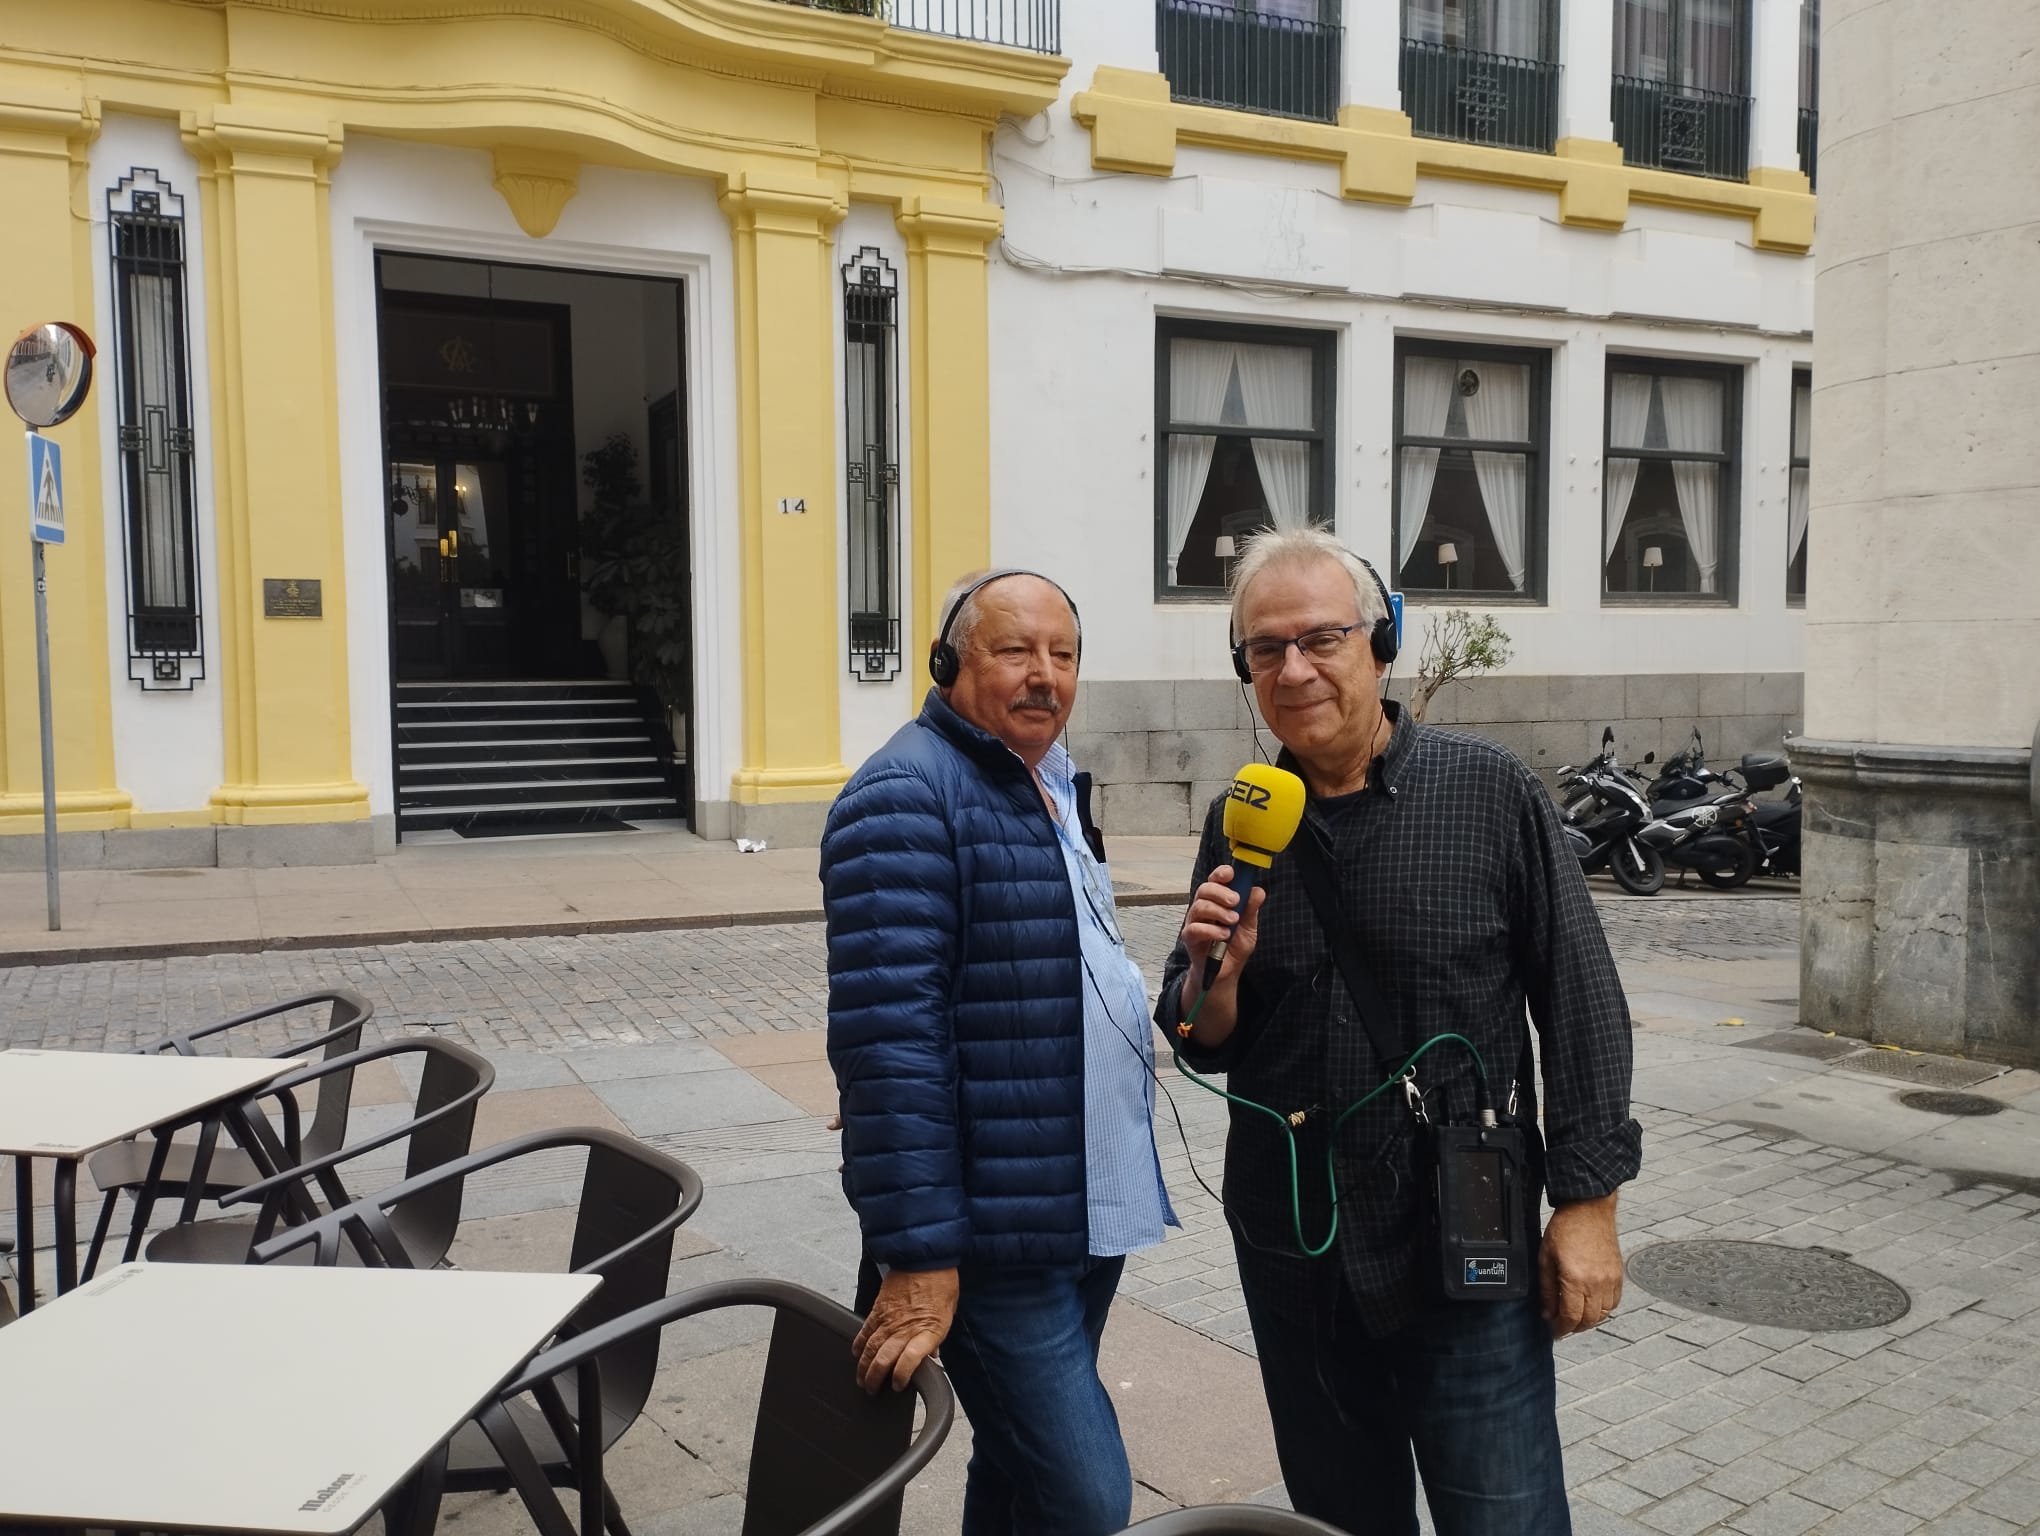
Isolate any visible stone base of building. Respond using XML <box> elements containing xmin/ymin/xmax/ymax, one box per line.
<box><xmin>1069</xmin><ymin>672</ymin><xmax>1805</xmax><ymax>835</ymax></box>
<box><xmin>1793</xmin><ymin>738</ymin><xmax>2039</xmax><ymax>1068</ymax></box>
<box><xmin>727</xmin><ymin>799</ymin><xmax>831</xmax><ymax>850</ymax></box>
<box><xmin>0</xmin><ymin>816</ymin><xmax>388</xmax><ymax>872</ymax></box>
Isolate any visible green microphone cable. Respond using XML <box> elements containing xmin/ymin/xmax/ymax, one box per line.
<box><xmin>1172</xmin><ymin>986</ymin><xmax>1486</xmax><ymax>1258</ymax></box>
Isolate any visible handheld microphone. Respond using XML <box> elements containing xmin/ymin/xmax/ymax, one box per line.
<box><xmin>1201</xmin><ymin>763</ymin><xmax>1306</xmax><ymax>992</ymax></box>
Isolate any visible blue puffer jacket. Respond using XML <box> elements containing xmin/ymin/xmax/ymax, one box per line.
<box><xmin>821</xmin><ymin>689</ymin><xmax>1090</xmax><ymax>1271</ymax></box>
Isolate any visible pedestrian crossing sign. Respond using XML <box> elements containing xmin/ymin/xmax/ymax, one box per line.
<box><xmin>28</xmin><ymin>433</ymin><xmax>63</xmax><ymax>545</ymax></box>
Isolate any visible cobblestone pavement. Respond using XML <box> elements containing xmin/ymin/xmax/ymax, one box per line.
<box><xmin>0</xmin><ymin>897</ymin><xmax>1797</xmax><ymax>1055</ymax></box>
<box><xmin>7</xmin><ymin>892</ymin><xmax>2040</xmax><ymax>1533</ymax></box>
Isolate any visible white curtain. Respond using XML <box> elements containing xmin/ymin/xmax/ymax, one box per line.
<box><xmin>1659</xmin><ymin>375</ymin><xmax>1724</xmax><ymax>592</ymax></box>
<box><xmin>1399</xmin><ymin>356</ymin><xmax>1458</xmax><ymax>576</ymax></box>
<box><xmin>1236</xmin><ymin>342</ymin><xmax>1315</xmax><ymax>532</ymax></box>
<box><xmin>1461</xmin><ymin>360</ymin><xmax>1529</xmax><ymax>591</ymax></box>
<box><xmin>1485</xmin><ymin>0</ymin><xmax>1544</xmax><ymax>59</ymax></box>
<box><xmin>1604</xmin><ymin>373</ymin><xmax>1655</xmax><ymax>565</ymax></box>
<box><xmin>1166</xmin><ymin>340</ymin><xmax>1236</xmax><ymax>583</ymax></box>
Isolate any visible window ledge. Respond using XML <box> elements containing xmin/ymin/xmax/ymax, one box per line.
<box><xmin>1070</xmin><ymin>66</ymin><xmax>1815</xmax><ymax>253</ymax></box>
<box><xmin>1600</xmin><ymin>595</ymin><xmax>1741</xmax><ymax>609</ymax></box>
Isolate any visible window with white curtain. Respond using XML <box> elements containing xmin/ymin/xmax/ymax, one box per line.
<box><xmin>1602</xmin><ymin>358</ymin><xmax>1741</xmax><ymax>602</ymax></box>
<box><xmin>1613</xmin><ymin>0</ymin><xmax>1748</xmax><ymax>94</ymax></box>
<box><xmin>1403</xmin><ymin>0</ymin><xmax>1552</xmax><ymax>58</ymax></box>
<box><xmin>1394</xmin><ymin>342</ymin><xmax>1549</xmax><ymax>601</ymax></box>
<box><xmin>1787</xmin><ymin>369</ymin><xmax>1810</xmax><ymax>604</ymax></box>
<box><xmin>1155</xmin><ymin>320</ymin><xmax>1333</xmax><ymax>596</ymax></box>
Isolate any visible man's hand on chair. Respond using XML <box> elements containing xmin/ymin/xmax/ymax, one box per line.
<box><xmin>852</xmin><ymin>1266</ymin><xmax>958</xmax><ymax>1394</ymax></box>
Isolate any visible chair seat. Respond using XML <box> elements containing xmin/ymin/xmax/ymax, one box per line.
<box><xmin>144</xmin><ymin>1221</ymin><xmax>364</xmax><ymax>1267</ymax></box>
<box><xmin>87</xmin><ymin>1137</ymin><xmax>264</xmax><ymax>1199</ymax></box>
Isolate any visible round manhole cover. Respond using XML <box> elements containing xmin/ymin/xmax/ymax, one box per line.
<box><xmin>1627</xmin><ymin>1240</ymin><xmax>1910</xmax><ymax>1331</ymax></box>
<box><xmin>1898</xmin><ymin>1089</ymin><xmax>2004</xmax><ymax>1117</ymax></box>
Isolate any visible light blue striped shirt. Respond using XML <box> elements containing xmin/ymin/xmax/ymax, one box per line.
<box><xmin>1039</xmin><ymin>744</ymin><xmax>1178</xmax><ymax>1258</ymax></box>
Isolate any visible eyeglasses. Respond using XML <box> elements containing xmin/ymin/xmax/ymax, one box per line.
<box><xmin>1232</xmin><ymin>624</ymin><xmax>1360</xmax><ymax>677</ymax></box>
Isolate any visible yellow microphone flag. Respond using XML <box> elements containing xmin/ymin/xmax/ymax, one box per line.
<box><xmin>1220</xmin><ymin>763</ymin><xmax>1306</xmax><ymax>870</ymax></box>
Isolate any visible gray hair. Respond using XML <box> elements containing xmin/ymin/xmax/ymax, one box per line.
<box><xmin>1228</xmin><ymin>526</ymin><xmax>1390</xmax><ymax>640</ymax></box>
<box><xmin>938</xmin><ymin>569</ymin><xmax>1078</xmax><ymax>652</ymax></box>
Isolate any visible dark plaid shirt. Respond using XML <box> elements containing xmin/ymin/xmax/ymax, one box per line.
<box><xmin>1156</xmin><ymin>701</ymin><xmax>1642</xmax><ymax>1337</ymax></box>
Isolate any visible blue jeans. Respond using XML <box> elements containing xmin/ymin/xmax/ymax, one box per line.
<box><xmin>937</xmin><ymin>1256</ymin><xmax>1133</xmax><ymax>1536</ymax></box>
<box><xmin>1240</xmin><ymin>1265</ymin><xmax>1570</xmax><ymax>1536</ymax></box>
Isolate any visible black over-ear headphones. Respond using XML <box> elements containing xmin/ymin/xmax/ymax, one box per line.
<box><xmin>1230</xmin><ymin>553</ymin><xmax>1398</xmax><ymax>684</ymax></box>
<box><xmin>929</xmin><ymin>569</ymin><xmax>1084</xmax><ymax>688</ymax></box>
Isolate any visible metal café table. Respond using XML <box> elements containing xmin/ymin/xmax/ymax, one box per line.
<box><xmin>0</xmin><ymin>1262</ymin><xmax>600</xmax><ymax>1534</ymax></box>
<box><xmin>0</xmin><ymin>1046</ymin><xmax>307</xmax><ymax>1311</ymax></box>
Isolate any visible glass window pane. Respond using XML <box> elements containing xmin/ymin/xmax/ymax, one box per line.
<box><xmin>1608</xmin><ymin>372</ymin><xmax>1656</xmax><ymax>449</ymax></box>
<box><xmin>1792</xmin><ymin>377</ymin><xmax>1811</xmax><ymax>460</ymax></box>
<box><xmin>1458</xmin><ymin>360</ymin><xmax>1530</xmax><ymax>442</ymax></box>
<box><xmin>1682</xmin><ymin>0</ymin><xmax>1743</xmax><ymax>93</ymax></box>
<box><xmin>1614</xmin><ymin>0</ymin><xmax>1672</xmax><ymax>80</ymax></box>
<box><xmin>1233</xmin><ymin>342</ymin><xmax>1315</xmax><ymax>429</ymax></box>
<box><xmin>1170</xmin><ymin>338</ymin><xmax>1236</xmax><ymax>426</ymax></box>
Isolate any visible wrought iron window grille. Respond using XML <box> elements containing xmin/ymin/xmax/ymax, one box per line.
<box><xmin>1157</xmin><ymin>0</ymin><xmax>1343</xmax><ymax>124</ymax></box>
<box><xmin>1611</xmin><ymin>75</ymin><xmax>1753</xmax><ymax>180</ymax></box>
<box><xmin>108</xmin><ymin>169</ymin><xmax>205</xmax><ymax>691</ymax></box>
<box><xmin>843</xmin><ymin>248</ymin><xmax>902</xmax><ymax>681</ymax></box>
<box><xmin>765</xmin><ymin>0</ymin><xmax>1059</xmax><ymax>53</ymax></box>
<box><xmin>1400</xmin><ymin>38</ymin><xmax>1560</xmax><ymax>153</ymax></box>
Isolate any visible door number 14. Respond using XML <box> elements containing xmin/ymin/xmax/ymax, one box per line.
<box><xmin>777</xmin><ymin>496</ymin><xmax>807</xmax><ymax>515</ymax></box>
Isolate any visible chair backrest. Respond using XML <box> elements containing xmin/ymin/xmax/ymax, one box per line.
<box><xmin>148</xmin><ymin>988</ymin><xmax>374</xmax><ymax>1161</ymax></box>
<box><xmin>1119</xmin><ymin>1508</ymin><xmax>1347</xmax><ymax>1535</ymax></box>
<box><xmin>248</xmin><ymin>1125</ymin><xmax>704</xmax><ymax>1448</ymax></box>
<box><xmin>222</xmin><ymin>1038</ymin><xmax>493</xmax><ymax>1265</ymax></box>
<box><xmin>490</xmin><ymin>1279</ymin><xmax>952</xmax><ymax>1536</ymax></box>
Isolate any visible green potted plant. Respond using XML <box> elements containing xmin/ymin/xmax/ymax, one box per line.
<box><xmin>578</xmin><ymin>434</ymin><xmax>689</xmax><ymax>718</ymax></box>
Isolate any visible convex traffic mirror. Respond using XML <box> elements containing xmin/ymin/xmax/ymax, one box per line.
<box><xmin>4</xmin><ymin>323</ymin><xmax>96</xmax><ymax>429</ymax></box>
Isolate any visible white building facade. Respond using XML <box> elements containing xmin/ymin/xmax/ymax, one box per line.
<box><xmin>994</xmin><ymin>0</ymin><xmax>1822</xmax><ymax>833</ymax></box>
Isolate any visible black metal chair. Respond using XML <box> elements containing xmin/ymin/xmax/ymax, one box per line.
<box><xmin>249</xmin><ymin>1126</ymin><xmax>705</xmax><ymax>1533</ymax></box>
<box><xmin>474</xmin><ymin>1278</ymin><xmax>955</xmax><ymax>1536</ymax></box>
<box><xmin>141</xmin><ymin>1038</ymin><xmax>493</xmax><ymax>1268</ymax></box>
<box><xmin>1120</xmin><ymin>1508</ymin><xmax>1346</xmax><ymax>1534</ymax></box>
<box><xmin>81</xmin><ymin>988</ymin><xmax>374</xmax><ymax>1276</ymax></box>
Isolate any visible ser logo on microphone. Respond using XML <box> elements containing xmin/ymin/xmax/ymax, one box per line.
<box><xmin>1227</xmin><ymin>779</ymin><xmax>1273</xmax><ymax>811</ymax></box>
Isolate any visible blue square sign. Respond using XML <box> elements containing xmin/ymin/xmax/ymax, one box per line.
<box><xmin>27</xmin><ymin>434</ymin><xmax>63</xmax><ymax>546</ymax></box>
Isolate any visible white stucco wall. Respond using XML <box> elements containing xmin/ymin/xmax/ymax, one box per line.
<box><xmin>87</xmin><ymin>114</ymin><xmax>228</xmax><ymax>816</ymax></box>
<box><xmin>993</xmin><ymin>3</ymin><xmax>1817</xmax><ymax>686</ymax></box>
<box><xmin>327</xmin><ymin>136</ymin><xmax>740</xmax><ymax>822</ymax></box>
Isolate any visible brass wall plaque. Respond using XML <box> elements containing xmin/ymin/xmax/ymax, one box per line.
<box><xmin>263</xmin><ymin>578</ymin><xmax>323</xmax><ymax>618</ymax></box>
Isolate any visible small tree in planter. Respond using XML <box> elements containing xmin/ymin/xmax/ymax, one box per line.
<box><xmin>578</xmin><ymin>434</ymin><xmax>689</xmax><ymax>721</ymax></box>
<box><xmin>1406</xmin><ymin>608</ymin><xmax>1513</xmax><ymax>725</ymax></box>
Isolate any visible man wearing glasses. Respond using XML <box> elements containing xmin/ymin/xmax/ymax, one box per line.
<box><xmin>823</xmin><ymin>569</ymin><xmax>1175</xmax><ymax>1536</ymax></box>
<box><xmin>1156</xmin><ymin>527</ymin><xmax>1639</xmax><ymax>1535</ymax></box>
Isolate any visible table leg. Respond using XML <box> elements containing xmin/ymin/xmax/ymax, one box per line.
<box><xmin>13</xmin><ymin>1156</ymin><xmax>36</xmax><ymax>1316</ymax></box>
<box><xmin>52</xmin><ymin>1159</ymin><xmax>78</xmax><ymax>1297</ymax></box>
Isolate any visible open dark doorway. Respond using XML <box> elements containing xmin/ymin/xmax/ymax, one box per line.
<box><xmin>374</xmin><ymin>255</ymin><xmax>694</xmax><ymax>838</ymax></box>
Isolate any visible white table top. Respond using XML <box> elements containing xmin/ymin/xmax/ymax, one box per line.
<box><xmin>0</xmin><ymin>1047</ymin><xmax>308</xmax><ymax>1158</ymax></box>
<box><xmin>0</xmin><ymin>1261</ymin><xmax>601</xmax><ymax>1533</ymax></box>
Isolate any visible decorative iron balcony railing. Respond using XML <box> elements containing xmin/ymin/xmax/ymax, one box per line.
<box><xmin>1611</xmin><ymin>74</ymin><xmax>1752</xmax><ymax>181</ymax></box>
<box><xmin>1157</xmin><ymin>1</ymin><xmax>1342</xmax><ymax>124</ymax></box>
<box><xmin>1798</xmin><ymin>105</ymin><xmax>1818</xmax><ymax>189</ymax></box>
<box><xmin>769</xmin><ymin>0</ymin><xmax>1059</xmax><ymax>54</ymax></box>
<box><xmin>1400</xmin><ymin>38</ymin><xmax>1559</xmax><ymax>153</ymax></box>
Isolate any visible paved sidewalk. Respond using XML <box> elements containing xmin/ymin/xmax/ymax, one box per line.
<box><xmin>5</xmin><ymin>896</ymin><xmax>2040</xmax><ymax>1533</ymax></box>
<box><xmin>0</xmin><ymin>829</ymin><xmax>1204</xmax><ymax>966</ymax></box>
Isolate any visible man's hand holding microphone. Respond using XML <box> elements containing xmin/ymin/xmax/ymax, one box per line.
<box><xmin>1177</xmin><ymin>764</ymin><xmax>1305</xmax><ymax>1049</ymax></box>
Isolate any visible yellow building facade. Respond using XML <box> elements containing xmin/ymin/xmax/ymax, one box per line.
<box><xmin>0</xmin><ymin>0</ymin><xmax>1064</xmax><ymax>864</ymax></box>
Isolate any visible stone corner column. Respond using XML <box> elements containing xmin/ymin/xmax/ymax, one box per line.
<box><xmin>719</xmin><ymin>169</ymin><xmax>850</xmax><ymax>846</ymax></box>
<box><xmin>0</xmin><ymin>82</ymin><xmax>132</xmax><ymax>836</ymax></box>
<box><xmin>182</xmin><ymin>106</ymin><xmax>371</xmax><ymax>862</ymax></box>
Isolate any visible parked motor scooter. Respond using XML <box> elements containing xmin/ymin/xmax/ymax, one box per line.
<box><xmin>1555</xmin><ymin>728</ymin><xmax>1663</xmax><ymax>896</ymax></box>
<box><xmin>1734</xmin><ymin>750</ymin><xmax>1800</xmax><ymax>878</ymax></box>
<box><xmin>1639</xmin><ymin>784</ymin><xmax>1760</xmax><ymax>889</ymax></box>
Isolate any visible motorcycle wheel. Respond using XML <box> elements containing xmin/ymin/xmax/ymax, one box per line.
<box><xmin>1610</xmin><ymin>839</ymin><xmax>1665</xmax><ymax>896</ymax></box>
<box><xmin>1697</xmin><ymin>839</ymin><xmax>1760</xmax><ymax>890</ymax></box>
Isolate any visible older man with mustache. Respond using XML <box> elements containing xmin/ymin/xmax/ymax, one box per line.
<box><xmin>821</xmin><ymin>569</ymin><xmax>1176</xmax><ymax>1536</ymax></box>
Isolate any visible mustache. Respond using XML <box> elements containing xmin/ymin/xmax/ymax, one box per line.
<box><xmin>1010</xmin><ymin>691</ymin><xmax>1062</xmax><ymax>714</ymax></box>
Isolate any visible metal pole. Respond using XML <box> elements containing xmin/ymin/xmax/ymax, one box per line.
<box><xmin>29</xmin><ymin>430</ymin><xmax>59</xmax><ymax>928</ymax></box>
